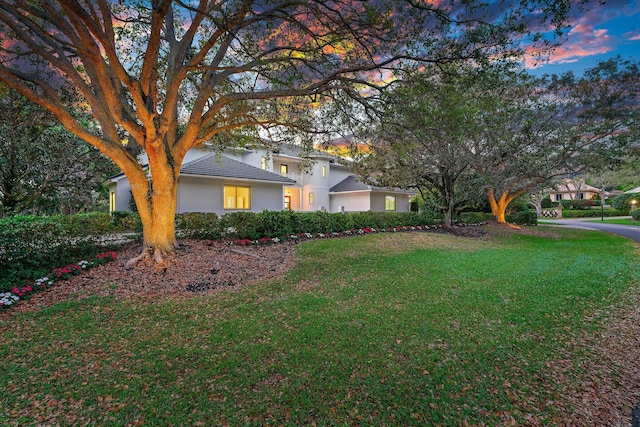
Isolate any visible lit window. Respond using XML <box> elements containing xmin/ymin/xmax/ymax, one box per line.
<box><xmin>109</xmin><ymin>191</ymin><xmax>116</xmax><ymax>212</ymax></box>
<box><xmin>280</xmin><ymin>164</ymin><xmax>288</xmax><ymax>174</ymax></box>
<box><xmin>309</xmin><ymin>192</ymin><xmax>314</xmax><ymax>204</ymax></box>
<box><xmin>224</xmin><ymin>185</ymin><xmax>251</xmax><ymax>210</ymax></box>
<box><xmin>261</xmin><ymin>157</ymin><xmax>267</xmax><ymax>170</ymax></box>
<box><xmin>385</xmin><ymin>195</ymin><xmax>396</xmax><ymax>211</ymax></box>
<box><xmin>322</xmin><ymin>165</ymin><xmax>327</xmax><ymax>177</ymax></box>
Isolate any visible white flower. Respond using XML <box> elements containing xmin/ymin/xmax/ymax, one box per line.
<box><xmin>0</xmin><ymin>292</ymin><xmax>20</xmax><ymax>306</ymax></box>
<box><xmin>272</xmin><ymin>237</ymin><xmax>280</xmax><ymax>243</ymax></box>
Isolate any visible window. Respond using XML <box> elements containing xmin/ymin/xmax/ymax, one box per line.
<box><xmin>280</xmin><ymin>164</ymin><xmax>288</xmax><ymax>174</ymax></box>
<box><xmin>385</xmin><ymin>195</ymin><xmax>396</xmax><ymax>211</ymax></box>
<box><xmin>261</xmin><ymin>157</ymin><xmax>267</xmax><ymax>170</ymax></box>
<box><xmin>322</xmin><ymin>165</ymin><xmax>327</xmax><ymax>177</ymax></box>
<box><xmin>579</xmin><ymin>192</ymin><xmax>585</xmax><ymax>200</ymax></box>
<box><xmin>309</xmin><ymin>192</ymin><xmax>314</xmax><ymax>204</ymax></box>
<box><xmin>555</xmin><ymin>194</ymin><xmax>562</xmax><ymax>202</ymax></box>
<box><xmin>224</xmin><ymin>185</ymin><xmax>251</xmax><ymax>210</ymax></box>
<box><xmin>109</xmin><ymin>191</ymin><xmax>116</xmax><ymax>212</ymax></box>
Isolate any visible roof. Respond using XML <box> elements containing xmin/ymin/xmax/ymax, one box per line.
<box><xmin>551</xmin><ymin>181</ymin><xmax>602</xmax><ymax>193</ymax></box>
<box><xmin>273</xmin><ymin>143</ymin><xmax>344</xmax><ymax>163</ymax></box>
<box><xmin>330</xmin><ymin>175</ymin><xmax>413</xmax><ymax>194</ymax></box>
<box><xmin>181</xmin><ymin>154</ymin><xmax>296</xmax><ymax>184</ymax></box>
<box><xmin>108</xmin><ymin>154</ymin><xmax>297</xmax><ymax>184</ymax></box>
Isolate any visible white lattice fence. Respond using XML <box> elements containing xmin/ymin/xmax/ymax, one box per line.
<box><xmin>540</xmin><ymin>209</ymin><xmax>559</xmax><ymax>218</ymax></box>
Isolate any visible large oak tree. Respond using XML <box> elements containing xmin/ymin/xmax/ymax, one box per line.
<box><xmin>478</xmin><ymin>57</ymin><xmax>640</xmax><ymax>223</ymax></box>
<box><xmin>0</xmin><ymin>0</ymin><xmax>577</xmax><ymax>264</ymax></box>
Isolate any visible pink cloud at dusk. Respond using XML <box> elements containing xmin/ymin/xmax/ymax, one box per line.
<box><xmin>526</xmin><ymin>1</ymin><xmax>640</xmax><ymax>73</ymax></box>
<box><xmin>624</xmin><ymin>30</ymin><xmax>640</xmax><ymax>41</ymax></box>
<box><xmin>524</xmin><ymin>18</ymin><xmax>614</xmax><ymax>68</ymax></box>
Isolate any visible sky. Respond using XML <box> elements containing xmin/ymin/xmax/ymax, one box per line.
<box><xmin>526</xmin><ymin>0</ymin><xmax>640</xmax><ymax>76</ymax></box>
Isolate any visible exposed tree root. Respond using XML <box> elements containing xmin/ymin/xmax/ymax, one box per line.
<box><xmin>495</xmin><ymin>220</ymin><xmax>522</xmax><ymax>230</ymax></box>
<box><xmin>125</xmin><ymin>245</ymin><xmax>174</xmax><ymax>269</ymax></box>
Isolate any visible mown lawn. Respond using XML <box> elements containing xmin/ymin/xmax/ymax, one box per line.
<box><xmin>1</xmin><ymin>227</ymin><xmax>637</xmax><ymax>426</ymax></box>
<box><xmin>586</xmin><ymin>218</ymin><xmax>640</xmax><ymax>226</ymax></box>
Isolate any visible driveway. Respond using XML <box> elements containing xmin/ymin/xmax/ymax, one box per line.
<box><xmin>539</xmin><ymin>217</ymin><xmax>640</xmax><ymax>243</ymax></box>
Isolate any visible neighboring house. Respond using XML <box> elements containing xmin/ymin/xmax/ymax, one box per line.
<box><xmin>547</xmin><ymin>179</ymin><xmax>605</xmax><ymax>202</ymax></box>
<box><xmin>107</xmin><ymin>144</ymin><xmax>413</xmax><ymax>214</ymax></box>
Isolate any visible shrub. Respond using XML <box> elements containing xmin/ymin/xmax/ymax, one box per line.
<box><xmin>110</xmin><ymin>211</ymin><xmax>142</xmax><ymax>232</ymax></box>
<box><xmin>612</xmin><ymin>193</ymin><xmax>640</xmax><ymax>213</ymax></box>
<box><xmin>559</xmin><ymin>200</ymin><xmax>573</xmax><ymax>210</ymax></box>
<box><xmin>506</xmin><ymin>200</ymin><xmax>529</xmax><ymax>214</ymax></box>
<box><xmin>561</xmin><ymin>209</ymin><xmax>623</xmax><ymax>218</ymax></box>
<box><xmin>572</xmin><ymin>200</ymin><xmax>594</xmax><ymax>210</ymax></box>
<box><xmin>631</xmin><ymin>210</ymin><xmax>640</xmax><ymax>221</ymax></box>
<box><xmin>0</xmin><ymin>214</ymin><xmax>117</xmax><ymax>293</ymax></box>
<box><xmin>176</xmin><ymin>212</ymin><xmax>221</xmax><ymax>239</ymax></box>
<box><xmin>458</xmin><ymin>212</ymin><xmax>492</xmax><ymax>223</ymax></box>
<box><xmin>505</xmin><ymin>210</ymin><xmax>537</xmax><ymax>225</ymax></box>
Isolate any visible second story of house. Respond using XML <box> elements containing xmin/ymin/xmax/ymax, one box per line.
<box><xmin>183</xmin><ymin>142</ymin><xmax>352</xmax><ymax>191</ymax></box>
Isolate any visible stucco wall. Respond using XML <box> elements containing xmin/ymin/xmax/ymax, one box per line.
<box><xmin>176</xmin><ymin>176</ymin><xmax>285</xmax><ymax>214</ymax></box>
<box><xmin>370</xmin><ymin>192</ymin><xmax>410</xmax><ymax>212</ymax></box>
<box><xmin>329</xmin><ymin>164</ymin><xmax>352</xmax><ymax>187</ymax></box>
<box><xmin>329</xmin><ymin>192</ymin><xmax>371</xmax><ymax>212</ymax></box>
<box><xmin>113</xmin><ymin>177</ymin><xmax>133</xmax><ymax>212</ymax></box>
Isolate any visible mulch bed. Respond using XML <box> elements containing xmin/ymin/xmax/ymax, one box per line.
<box><xmin>2</xmin><ymin>239</ymin><xmax>298</xmax><ymax>315</ymax></box>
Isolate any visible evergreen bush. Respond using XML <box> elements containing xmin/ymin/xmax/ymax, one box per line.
<box><xmin>612</xmin><ymin>193</ymin><xmax>640</xmax><ymax>213</ymax></box>
<box><xmin>505</xmin><ymin>210</ymin><xmax>538</xmax><ymax>225</ymax></box>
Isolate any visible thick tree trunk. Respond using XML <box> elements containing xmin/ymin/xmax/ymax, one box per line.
<box><xmin>126</xmin><ymin>149</ymin><xmax>180</xmax><ymax>267</ymax></box>
<box><xmin>488</xmin><ymin>188</ymin><xmax>515</xmax><ymax>224</ymax></box>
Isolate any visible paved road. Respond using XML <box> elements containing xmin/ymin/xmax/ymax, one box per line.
<box><xmin>539</xmin><ymin>217</ymin><xmax>640</xmax><ymax>243</ymax></box>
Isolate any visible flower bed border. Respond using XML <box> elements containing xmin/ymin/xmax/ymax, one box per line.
<box><xmin>0</xmin><ymin>251</ymin><xmax>116</xmax><ymax>310</ymax></box>
<box><xmin>222</xmin><ymin>223</ymin><xmax>486</xmax><ymax>246</ymax></box>
<box><xmin>2</xmin><ymin>221</ymin><xmax>487</xmax><ymax>310</ymax></box>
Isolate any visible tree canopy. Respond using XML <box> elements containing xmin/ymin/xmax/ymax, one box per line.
<box><xmin>0</xmin><ymin>0</ymin><xmax>580</xmax><ymax>263</ymax></box>
<box><xmin>0</xmin><ymin>84</ymin><xmax>116</xmax><ymax>217</ymax></box>
<box><xmin>351</xmin><ymin>57</ymin><xmax>640</xmax><ymax>225</ymax></box>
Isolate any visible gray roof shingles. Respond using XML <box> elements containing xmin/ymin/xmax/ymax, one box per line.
<box><xmin>330</xmin><ymin>175</ymin><xmax>414</xmax><ymax>194</ymax></box>
<box><xmin>181</xmin><ymin>154</ymin><xmax>296</xmax><ymax>184</ymax></box>
<box><xmin>330</xmin><ymin>175</ymin><xmax>372</xmax><ymax>192</ymax></box>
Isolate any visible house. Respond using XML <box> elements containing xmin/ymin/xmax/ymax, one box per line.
<box><xmin>107</xmin><ymin>144</ymin><xmax>413</xmax><ymax>215</ymax></box>
<box><xmin>547</xmin><ymin>179</ymin><xmax>605</xmax><ymax>202</ymax></box>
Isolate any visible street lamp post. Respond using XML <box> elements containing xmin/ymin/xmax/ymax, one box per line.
<box><xmin>632</xmin><ymin>200</ymin><xmax>637</xmax><ymax>224</ymax></box>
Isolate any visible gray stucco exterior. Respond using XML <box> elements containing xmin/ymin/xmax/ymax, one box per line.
<box><xmin>108</xmin><ymin>146</ymin><xmax>414</xmax><ymax>214</ymax></box>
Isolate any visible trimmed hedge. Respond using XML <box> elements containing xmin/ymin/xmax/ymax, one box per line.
<box><xmin>559</xmin><ymin>199</ymin><xmax>596</xmax><ymax>210</ymax></box>
<box><xmin>0</xmin><ymin>213</ymin><xmax>126</xmax><ymax>292</ymax></box>
<box><xmin>560</xmin><ymin>208</ymin><xmax>624</xmax><ymax>218</ymax></box>
<box><xmin>207</xmin><ymin>210</ymin><xmax>439</xmax><ymax>241</ymax></box>
<box><xmin>631</xmin><ymin>210</ymin><xmax>640</xmax><ymax>220</ymax></box>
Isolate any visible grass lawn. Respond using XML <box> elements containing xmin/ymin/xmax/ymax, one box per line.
<box><xmin>1</xmin><ymin>227</ymin><xmax>638</xmax><ymax>425</ymax></box>
<box><xmin>585</xmin><ymin>218</ymin><xmax>640</xmax><ymax>226</ymax></box>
